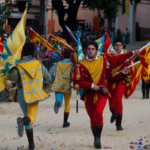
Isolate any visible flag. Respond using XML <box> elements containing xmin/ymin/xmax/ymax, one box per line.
<box><xmin>124</xmin><ymin>62</ymin><xmax>146</xmax><ymax>98</ymax></box>
<box><xmin>65</xmin><ymin>25</ymin><xmax>77</xmax><ymax>43</ymax></box>
<box><xmin>0</xmin><ymin>34</ymin><xmax>2</xmax><ymax>40</ymax></box>
<box><xmin>77</xmin><ymin>32</ymin><xmax>84</xmax><ymax>63</ymax></box>
<box><xmin>71</xmin><ymin>52</ymin><xmax>77</xmax><ymax>64</ymax></box>
<box><xmin>96</xmin><ymin>35</ymin><xmax>105</xmax><ymax>56</ymax></box>
<box><xmin>0</xmin><ymin>41</ymin><xmax>4</xmax><ymax>56</ymax></box>
<box><xmin>122</xmin><ymin>0</ymin><xmax>130</xmax><ymax>15</ymax></box>
<box><xmin>29</xmin><ymin>27</ymin><xmax>57</xmax><ymax>52</ymax></box>
<box><xmin>49</xmin><ymin>34</ymin><xmax>74</xmax><ymax>50</ymax></box>
<box><xmin>124</xmin><ymin>44</ymin><xmax>150</xmax><ymax>98</ymax></box>
<box><xmin>0</xmin><ymin>2</ymin><xmax>28</xmax><ymax>92</ymax></box>
<box><xmin>103</xmin><ymin>31</ymin><xmax>113</xmax><ymax>53</ymax></box>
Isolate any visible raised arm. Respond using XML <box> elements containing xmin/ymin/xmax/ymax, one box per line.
<box><xmin>105</xmin><ymin>52</ymin><xmax>133</xmax><ymax>68</ymax></box>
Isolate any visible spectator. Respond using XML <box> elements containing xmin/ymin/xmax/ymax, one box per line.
<box><xmin>124</xmin><ymin>28</ymin><xmax>129</xmax><ymax>44</ymax></box>
<box><xmin>116</xmin><ymin>29</ymin><xmax>122</xmax><ymax>39</ymax></box>
<box><xmin>85</xmin><ymin>23</ymin><xmax>88</xmax><ymax>29</ymax></box>
<box><xmin>2</xmin><ymin>34</ymin><xmax>7</xmax><ymax>40</ymax></box>
<box><xmin>37</xmin><ymin>43</ymin><xmax>41</xmax><ymax>51</ymax></box>
<box><xmin>44</xmin><ymin>49</ymin><xmax>51</xmax><ymax>71</ymax></box>
<box><xmin>36</xmin><ymin>45</ymin><xmax>47</xmax><ymax>65</ymax></box>
<box><xmin>88</xmin><ymin>23</ymin><xmax>92</xmax><ymax>31</ymax></box>
<box><xmin>34</xmin><ymin>43</ymin><xmax>38</xmax><ymax>53</ymax></box>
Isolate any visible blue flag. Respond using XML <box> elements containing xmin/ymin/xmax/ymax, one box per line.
<box><xmin>77</xmin><ymin>32</ymin><xmax>84</xmax><ymax>63</ymax></box>
<box><xmin>96</xmin><ymin>35</ymin><xmax>105</xmax><ymax>56</ymax></box>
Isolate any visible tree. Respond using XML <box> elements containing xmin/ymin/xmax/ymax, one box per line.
<box><xmin>51</xmin><ymin>0</ymin><xmax>82</xmax><ymax>40</ymax></box>
<box><xmin>0</xmin><ymin>0</ymin><xmax>12</xmax><ymax>35</ymax></box>
<box><xmin>51</xmin><ymin>0</ymin><xmax>122</xmax><ymax>38</ymax></box>
<box><xmin>83</xmin><ymin>0</ymin><xmax>121</xmax><ymax>28</ymax></box>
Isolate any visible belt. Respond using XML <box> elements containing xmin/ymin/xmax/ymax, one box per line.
<box><xmin>106</xmin><ymin>78</ymin><xmax>123</xmax><ymax>82</ymax></box>
<box><xmin>84</xmin><ymin>90</ymin><xmax>99</xmax><ymax>94</ymax></box>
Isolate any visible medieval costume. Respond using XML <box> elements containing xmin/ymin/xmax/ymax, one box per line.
<box><xmin>106</xmin><ymin>49</ymin><xmax>133</xmax><ymax>131</ymax></box>
<box><xmin>72</xmin><ymin>51</ymin><xmax>133</xmax><ymax>149</ymax></box>
<box><xmin>50</xmin><ymin>59</ymin><xmax>74</xmax><ymax>127</ymax></box>
<box><xmin>7</xmin><ymin>56</ymin><xmax>51</xmax><ymax>150</ymax></box>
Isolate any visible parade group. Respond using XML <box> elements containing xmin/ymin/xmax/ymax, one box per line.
<box><xmin>0</xmin><ymin>4</ymin><xmax>150</xmax><ymax>150</ymax></box>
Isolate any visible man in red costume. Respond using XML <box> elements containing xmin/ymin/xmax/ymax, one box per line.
<box><xmin>72</xmin><ymin>41</ymin><xmax>140</xmax><ymax>149</ymax></box>
<box><xmin>106</xmin><ymin>39</ymin><xmax>134</xmax><ymax>131</ymax></box>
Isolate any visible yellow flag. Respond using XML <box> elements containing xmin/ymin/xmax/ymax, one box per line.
<box><xmin>0</xmin><ymin>4</ymin><xmax>28</xmax><ymax>92</ymax></box>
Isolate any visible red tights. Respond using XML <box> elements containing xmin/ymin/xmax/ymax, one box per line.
<box><xmin>108</xmin><ymin>84</ymin><xmax>126</xmax><ymax>114</ymax></box>
<box><xmin>85</xmin><ymin>97</ymin><xmax>107</xmax><ymax>129</ymax></box>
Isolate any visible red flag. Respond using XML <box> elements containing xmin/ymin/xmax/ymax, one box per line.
<box><xmin>0</xmin><ymin>34</ymin><xmax>2</xmax><ymax>40</ymax></box>
<box><xmin>29</xmin><ymin>27</ymin><xmax>57</xmax><ymax>52</ymax></box>
<box><xmin>49</xmin><ymin>34</ymin><xmax>74</xmax><ymax>50</ymax></box>
<box><xmin>0</xmin><ymin>41</ymin><xmax>4</xmax><ymax>56</ymax></box>
<box><xmin>103</xmin><ymin>31</ymin><xmax>113</xmax><ymax>54</ymax></box>
<box><xmin>124</xmin><ymin>44</ymin><xmax>150</xmax><ymax>98</ymax></box>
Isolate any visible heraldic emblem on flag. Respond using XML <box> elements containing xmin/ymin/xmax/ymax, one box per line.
<box><xmin>0</xmin><ymin>2</ymin><xmax>29</xmax><ymax>92</ymax></box>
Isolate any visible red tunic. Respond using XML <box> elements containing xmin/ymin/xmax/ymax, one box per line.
<box><xmin>72</xmin><ymin>51</ymin><xmax>133</xmax><ymax>103</ymax></box>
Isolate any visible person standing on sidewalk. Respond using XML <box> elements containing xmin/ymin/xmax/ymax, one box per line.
<box><xmin>72</xmin><ymin>41</ymin><xmax>140</xmax><ymax>149</ymax></box>
<box><xmin>142</xmin><ymin>78</ymin><xmax>150</xmax><ymax>99</ymax></box>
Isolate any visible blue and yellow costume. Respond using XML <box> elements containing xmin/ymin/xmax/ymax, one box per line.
<box><xmin>7</xmin><ymin>55</ymin><xmax>51</xmax><ymax>149</ymax></box>
<box><xmin>8</xmin><ymin>56</ymin><xmax>51</xmax><ymax>129</ymax></box>
<box><xmin>49</xmin><ymin>59</ymin><xmax>74</xmax><ymax>127</ymax></box>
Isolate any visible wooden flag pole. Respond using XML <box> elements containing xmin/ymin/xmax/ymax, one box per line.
<box><xmin>112</xmin><ymin>61</ymin><xmax>140</xmax><ymax>77</ymax></box>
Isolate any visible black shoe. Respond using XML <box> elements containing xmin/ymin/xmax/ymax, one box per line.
<box><xmin>110</xmin><ymin>115</ymin><xmax>116</xmax><ymax>123</ymax></box>
<box><xmin>146</xmin><ymin>90</ymin><xmax>149</xmax><ymax>99</ymax></box>
<box><xmin>93</xmin><ymin>125</ymin><xmax>102</xmax><ymax>149</ymax></box>
<box><xmin>63</xmin><ymin>113</ymin><xmax>70</xmax><ymax>128</ymax></box>
<box><xmin>63</xmin><ymin>122</ymin><xmax>70</xmax><ymax>128</ymax></box>
<box><xmin>116</xmin><ymin>115</ymin><xmax>123</xmax><ymax>131</ymax></box>
<box><xmin>54</xmin><ymin>100</ymin><xmax>60</xmax><ymax>114</ymax></box>
<box><xmin>142</xmin><ymin>91</ymin><xmax>146</xmax><ymax>99</ymax></box>
<box><xmin>110</xmin><ymin>108</ymin><xmax>116</xmax><ymax>123</ymax></box>
<box><xmin>26</xmin><ymin>128</ymin><xmax>35</xmax><ymax>150</ymax></box>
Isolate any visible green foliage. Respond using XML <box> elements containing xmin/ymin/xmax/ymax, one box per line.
<box><xmin>0</xmin><ymin>0</ymin><xmax>12</xmax><ymax>34</ymax></box>
<box><xmin>83</xmin><ymin>0</ymin><xmax>121</xmax><ymax>19</ymax></box>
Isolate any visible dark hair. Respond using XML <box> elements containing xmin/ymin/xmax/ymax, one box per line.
<box><xmin>22</xmin><ymin>42</ymin><xmax>34</xmax><ymax>57</ymax></box>
<box><xmin>64</xmin><ymin>49</ymin><xmax>71</xmax><ymax>59</ymax></box>
<box><xmin>1</xmin><ymin>38</ymin><xmax>6</xmax><ymax>42</ymax></box>
<box><xmin>86</xmin><ymin>41</ymin><xmax>98</xmax><ymax>50</ymax></box>
<box><xmin>40</xmin><ymin>44</ymin><xmax>44</xmax><ymax>47</ymax></box>
<box><xmin>113</xmin><ymin>39</ymin><xmax>123</xmax><ymax>46</ymax></box>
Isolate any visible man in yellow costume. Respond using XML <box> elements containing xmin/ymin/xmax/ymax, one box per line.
<box><xmin>50</xmin><ymin>49</ymin><xmax>74</xmax><ymax>128</ymax></box>
<box><xmin>6</xmin><ymin>43</ymin><xmax>52</xmax><ymax>150</ymax></box>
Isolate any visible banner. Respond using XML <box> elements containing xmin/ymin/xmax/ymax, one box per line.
<box><xmin>96</xmin><ymin>35</ymin><xmax>105</xmax><ymax>56</ymax></box>
<box><xmin>29</xmin><ymin>27</ymin><xmax>57</xmax><ymax>52</ymax></box>
<box><xmin>0</xmin><ymin>2</ymin><xmax>28</xmax><ymax>92</ymax></box>
<box><xmin>49</xmin><ymin>34</ymin><xmax>74</xmax><ymax>50</ymax></box>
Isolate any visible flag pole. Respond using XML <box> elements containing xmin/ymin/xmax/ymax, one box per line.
<box><xmin>124</xmin><ymin>42</ymin><xmax>150</xmax><ymax>63</ymax></box>
<box><xmin>112</xmin><ymin>61</ymin><xmax>140</xmax><ymax>77</ymax></box>
<box><xmin>76</xmin><ymin>91</ymin><xmax>78</xmax><ymax>113</ymax></box>
<box><xmin>112</xmin><ymin>42</ymin><xmax>150</xmax><ymax>77</ymax></box>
